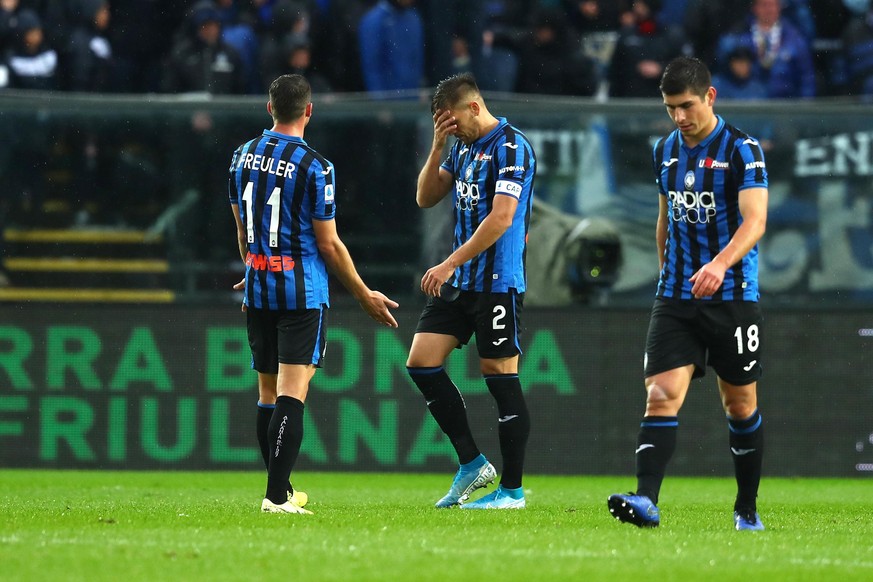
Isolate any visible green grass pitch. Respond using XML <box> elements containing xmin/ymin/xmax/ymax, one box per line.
<box><xmin>1</xmin><ymin>470</ymin><xmax>871</xmax><ymax>581</ymax></box>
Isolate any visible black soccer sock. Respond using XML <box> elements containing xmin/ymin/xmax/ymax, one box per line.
<box><xmin>407</xmin><ymin>366</ymin><xmax>480</xmax><ymax>464</ymax></box>
<box><xmin>256</xmin><ymin>402</ymin><xmax>275</xmax><ymax>470</ymax></box>
<box><xmin>265</xmin><ymin>395</ymin><xmax>304</xmax><ymax>505</ymax></box>
<box><xmin>635</xmin><ymin>416</ymin><xmax>678</xmax><ymax>505</ymax></box>
<box><xmin>485</xmin><ymin>374</ymin><xmax>530</xmax><ymax>489</ymax></box>
<box><xmin>728</xmin><ymin>409</ymin><xmax>764</xmax><ymax>512</ymax></box>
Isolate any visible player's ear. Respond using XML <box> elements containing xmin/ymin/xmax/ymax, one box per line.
<box><xmin>469</xmin><ymin>100</ymin><xmax>480</xmax><ymax>116</ymax></box>
<box><xmin>266</xmin><ymin>100</ymin><xmax>273</xmax><ymax>116</ymax></box>
<box><xmin>706</xmin><ymin>86</ymin><xmax>717</xmax><ymax>106</ymax></box>
<box><xmin>305</xmin><ymin>102</ymin><xmax>313</xmax><ymax>118</ymax></box>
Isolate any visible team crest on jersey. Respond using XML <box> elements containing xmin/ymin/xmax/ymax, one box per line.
<box><xmin>465</xmin><ymin>164</ymin><xmax>474</xmax><ymax>180</ymax></box>
<box><xmin>684</xmin><ymin>171</ymin><xmax>695</xmax><ymax>190</ymax></box>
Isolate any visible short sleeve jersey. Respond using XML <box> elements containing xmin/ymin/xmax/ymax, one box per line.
<box><xmin>653</xmin><ymin>115</ymin><xmax>768</xmax><ymax>301</ymax></box>
<box><xmin>229</xmin><ymin>130</ymin><xmax>336</xmax><ymax>310</ymax></box>
<box><xmin>440</xmin><ymin>117</ymin><xmax>536</xmax><ymax>293</ymax></box>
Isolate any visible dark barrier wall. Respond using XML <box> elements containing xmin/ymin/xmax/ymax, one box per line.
<box><xmin>1</xmin><ymin>304</ymin><xmax>871</xmax><ymax>477</ymax></box>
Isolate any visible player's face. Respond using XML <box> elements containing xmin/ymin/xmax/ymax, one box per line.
<box><xmin>446</xmin><ymin>99</ymin><xmax>480</xmax><ymax>144</ymax></box>
<box><xmin>663</xmin><ymin>87</ymin><xmax>717</xmax><ymax>146</ymax></box>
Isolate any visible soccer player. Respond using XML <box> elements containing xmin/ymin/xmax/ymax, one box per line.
<box><xmin>406</xmin><ymin>73</ymin><xmax>536</xmax><ymax>509</ymax></box>
<box><xmin>228</xmin><ymin>74</ymin><xmax>399</xmax><ymax>514</ymax></box>
<box><xmin>607</xmin><ymin>57</ymin><xmax>768</xmax><ymax>531</ymax></box>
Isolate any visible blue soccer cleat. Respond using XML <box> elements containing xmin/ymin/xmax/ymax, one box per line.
<box><xmin>734</xmin><ymin>509</ymin><xmax>765</xmax><ymax>531</ymax></box>
<box><xmin>461</xmin><ymin>484</ymin><xmax>525</xmax><ymax>509</ymax></box>
<box><xmin>607</xmin><ymin>492</ymin><xmax>660</xmax><ymax>527</ymax></box>
<box><xmin>435</xmin><ymin>456</ymin><xmax>497</xmax><ymax>508</ymax></box>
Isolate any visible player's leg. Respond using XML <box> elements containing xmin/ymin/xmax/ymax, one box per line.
<box><xmin>719</xmin><ymin>378</ymin><xmax>764</xmax><ymax>530</ymax></box>
<box><xmin>407</xmin><ymin>332</ymin><xmax>495</xmax><ymax>506</ymax></box>
<box><xmin>256</xmin><ymin>374</ymin><xmax>278</xmax><ymax>469</ymax></box>
<box><xmin>609</xmin><ymin>299</ymin><xmax>702</xmax><ymax>527</ymax></box>
<box><xmin>258</xmin><ymin>308</ymin><xmax>325</xmax><ymax>514</ymax></box>
<box><xmin>710</xmin><ymin>301</ymin><xmax>765</xmax><ymax>530</ymax></box>
<box><xmin>463</xmin><ymin>290</ymin><xmax>528</xmax><ymax>509</ymax></box>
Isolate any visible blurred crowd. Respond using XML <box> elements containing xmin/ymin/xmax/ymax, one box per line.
<box><xmin>1</xmin><ymin>0</ymin><xmax>873</xmax><ymax>99</ymax></box>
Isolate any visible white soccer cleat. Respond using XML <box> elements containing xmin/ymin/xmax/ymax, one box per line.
<box><xmin>261</xmin><ymin>497</ymin><xmax>313</xmax><ymax>515</ymax></box>
<box><xmin>289</xmin><ymin>489</ymin><xmax>308</xmax><ymax>508</ymax></box>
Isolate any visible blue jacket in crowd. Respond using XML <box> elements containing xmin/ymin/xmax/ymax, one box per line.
<box><xmin>358</xmin><ymin>0</ymin><xmax>424</xmax><ymax>96</ymax></box>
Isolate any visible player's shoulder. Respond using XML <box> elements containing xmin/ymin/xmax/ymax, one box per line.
<box><xmin>298</xmin><ymin>143</ymin><xmax>334</xmax><ymax>173</ymax></box>
<box><xmin>723</xmin><ymin>122</ymin><xmax>762</xmax><ymax>150</ymax></box>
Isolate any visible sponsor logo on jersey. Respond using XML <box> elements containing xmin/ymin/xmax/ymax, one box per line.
<box><xmin>745</xmin><ymin>161</ymin><xmax>766</xmax><ymax>170</ymax></box>
<box><xmin>455</xmin><ymin>180</ymin><xmax>480</xmax><ymax>211</ymax></box>
<box><xmin>246</xmin><ymin>252</ymin><xmax>296</xmax><ymax>272</ymax></box>
<box><xmin>662</xmin><ymin>158</ymin><xmax>679</xmax><ymax>167</ymax></box>
<box><xmin>667</xmin><ymin>190</ymin><xmax>717</xmax><ymax>224</ymax></box>
<box><xmin>700</xmin><ymin>157</ymin><xmax>730</xmax><ymax>169</ymax></box>
<box><xmin>474</xmin><ymin>152</ymin><xmax>493</xmax><ymax>161</ymax></box>
<box><xmin>502</xmin><ymin>142</ymin><xmax>519</xmax><ymax>149</ymax></box>
<box><xmin>499</xmin><ymin>165</ymin><xmax>525</xmax><ymax>174</ymax></box>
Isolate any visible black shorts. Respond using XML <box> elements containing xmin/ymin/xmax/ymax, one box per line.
<box><xmin>246</xmin><ymin>306</ymin><xmax>327</xmax><ymax>373</ymax></box>
<box><xmin>644</xmin><ymin>298</ymin><xmax>763</xmax><ymax>385</ymax></box>
<box><xmin>415</xmin><ymin>285</ymin><xmax>523</xmax><ymax>359</ymax></box>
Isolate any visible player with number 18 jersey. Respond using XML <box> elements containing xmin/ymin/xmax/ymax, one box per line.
<box><xmin>653</xmin><ymin>115</ymin><xmax>768</xmax><ymax>302</ymax></box>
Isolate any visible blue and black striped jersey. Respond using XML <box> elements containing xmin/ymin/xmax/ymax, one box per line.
<box><xmin>653</xmin><ymin>115</ymin><xmax>767</xmax><ymax>302</ymax></box>
<box><xmin>229</xmin><ymin>129</ymin><xmax>335</xmax><ymax>310</ymax></box>
<box><xmin>440</xmin><ymin>117</ymin><xmax>536</xmax><ymax>293</ymax></box>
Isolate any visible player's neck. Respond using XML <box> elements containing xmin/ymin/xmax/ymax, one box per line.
<box><xmin>477</xmin><ymin>115</ymin><xmax>500</xmax><ymax>140</ymax></box>
<box><xmin>270</xmin><ymin>121</ymin><xmax>305</xmax><ymax>138</ymax></box>
<box><xmin>684</xmin><ymin>115</ymin><xmax>718</xmax><ymax>148</ymax></box>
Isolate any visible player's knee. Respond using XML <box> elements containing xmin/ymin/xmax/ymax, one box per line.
<box><xmin>645</xmin><ymin>382</ymin><xmax>681</xmax><ymax>415</ymax></box>
<box><xmin>724</xmin><ymin>401</ymin><xmax>757</xmax><ymax>420</ymax></box>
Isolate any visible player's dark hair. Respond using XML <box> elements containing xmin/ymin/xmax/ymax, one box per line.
<box><xmin>269</xmin><ymin>74</ymin><xmax>311</xmax><ymax>123</ymax></box>
<box><xmin>659</xmin><ymin>57</ymin><xmax>711</xmax><ymax>98</ymax></box>
<box><xmin>431</xmin><ymin>72</ymin><xmax>481</xmax><ymax>114</ymax></box>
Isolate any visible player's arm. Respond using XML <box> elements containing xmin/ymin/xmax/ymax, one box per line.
<box><xmin>420</xmin><ymin>194</ymin><xmax>518</xmax><ymax>297</ymax></box>
<box><xmin>313</xmin><ymin>218</ymin><xmax>399</xmax><ymax>327</ymax></box>
<box><xmin>230</xmin><ymin>203</ymin><xmax>247</xmax><ymax>262</ymax></box>
<box><xmin>416</xmin><ymin>109</ymin><xmax>455</xmax><ymax>208</ymax></box>
<box><xmin>690</xmin><ymin>186</ymin><xmax>768</xmax><ymax>298</ymax></box>
<box><xmin>656</xmin><ymin>194</ymin><xmax>668</xmax><ymax>273</ymax></box>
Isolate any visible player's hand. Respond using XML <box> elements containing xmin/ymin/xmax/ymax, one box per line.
<box><xmin>232</xmin><ymin>278</ymin><xmax>247</xmax><ymax>312</ymax></box>
<box><xmin>359</xmin><ymin>290</ymin><xmax>399</xmax><ymax>328</ymax></box>
<box><xmin>689</xmin><ymin>259</ymin><xmax>727</xmax><ymax>298</ymax></box>
<box><xmin>432</xmin><ymin>108</ymin><xmax>457</xmax><ymax>149</ymax></box>
<box><xmin>420</xmin><ymin>260</ymin><xmax>454</xmax><ymax>297</ymax></box>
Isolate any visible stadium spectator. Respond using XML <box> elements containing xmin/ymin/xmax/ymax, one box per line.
<box><xmin>357</xmin><ymin>0</ymin><xmax>424</xmax><ymax>97</ymax></box>
<box><xmin>683</xmin><ymin>0</ymin><xmax>751</xmax><ymax>66</ymax></box>
<box><xmin>711</xmin><ymin>45</ymin><xmax>769</xmax><ymax>99</ymax></box>
<box><xmin>261</xmin><ymin>36</ymin><xmax>331</xmax><ymax>92</ymax></box>
<box><xmin>0</xmin><ymin>0</ymin><xmax>20</xmax><ymax>54</ymax></box>
<box><xmin>64</xmin><ymin>0</ymin><xmax>113</xmax><ymax>92</ymax></box>
<box><xmin>563</xmin><ymin>0</ymin><xmax>625</xmax><ymax>34</ymax></box>
<box><xmin>475</xmin><ymin>0</ymin><xmax>530</xmax><ymax>92</ymax></box>
<box><xmin>715</xmin><ymin>0</ymin><xmax>816</xmax><ymax>98</ymax></box>
<box><xmin>162</xmin><ymin>0</ymin><xmax>247</xmax><ymax>94</ymax></box>
<box><xmin>110</xmin><ymin>0</ymin><xmax>181</xmax><ymax>93</ymax></box>
<box><xmin>608</xmin><ymin>0</ymin><xmax>687</xmax><ymax>97</ymax></box>
<box><xmin>228</xmin><ymin>73</ymin><xmax>398</xmax><ymax>514</ymax></box>
<box><xmin>215</xmin><ymin>0</ymin><xmax>261</xmax><ymax>93</ymax></box>
<box><xmin>407</xmin><ymin>73</ymin><xmax>535</xmax><ymax>510</ymax></box>
<box><xmin>608</xmin><ymin>56</ymin><xmax>769</xmax><ymax>532</ymax></box>
<box><xmin>840</xmin><ymin>2</ymin><xmax>873</xmax><ymax>98</ymax></box>
<box><xmin>3</xmin><ymin>9</ymin><xmax>57</xmax><ymax>90</ymax></box>
<box><xmin>257</xmin><ymin>0</ymin><xmax>310</xmax><ymax>91</ymax></box>
<box><xmin>516</xmin><ymin>7</ymin><xmax>599</xmax><ymax>95</ymax></box>
<box><xmin>418</xmin><ymin>0</ymin><xmax>485</xmax><ymax>86</ymax></box>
